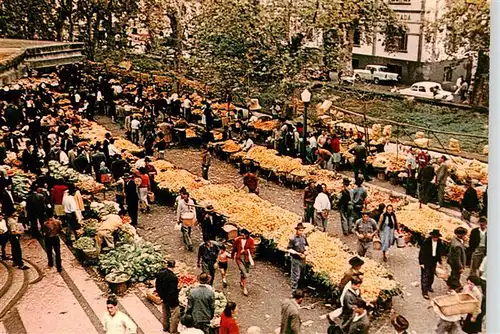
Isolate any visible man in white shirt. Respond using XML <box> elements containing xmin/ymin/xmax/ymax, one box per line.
<box><xmin>182</xmin><ymin>95</ymin><xmax>193</xmax><ymax>122</ymax></box>
<box><xmin>130</xmin><ymin>118</ymin><xmax>141</xmax><ymax>144</ymax></box>
<box><xmin>313</xmin><ymin>185</ymin><xmax>331</xmax><ymax>232</ymax></box>
<box><xmin>317</xmin><ymin>131</ymin><xmax>327</xmax><ymax>148</ymax></box>
<box><xmin>177</xmin><ymin>192</ymin><xmax>196</xmax><ymax>251</ymax></box>
<box><xmin>241</xmin><ymin>133</ymin><xmax>254</xmax><ymax>152</ymax></box>
<box><xmin>103</xmin><ymin>297</ymin><xmax>137</xmax><ymax>334</ymax></box>
<box><xmin>108</xmin><ymin>139</ymin><xmax>121</xmax><ymax>158</ymax></box>
<box><xmin>62</xmin><ymin>188</ymin><xmax>80</xmax><ymax>241</ymax></box>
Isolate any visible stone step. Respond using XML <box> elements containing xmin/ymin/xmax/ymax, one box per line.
<box><xmin>24</xmin><ymin>55</ymin><xmax>84</xmax><ymax>69</ymax></box>
<box><xmin>0</xmin><ymin>263</ymin><xmax>28</xmax><ymax>319</ymax></box>
<box><xmin>0</xmin><ymin>261</ymin><xmax>12</xmax><ymax>299</ymax></box>
<box><xmin>25</xmin><ymin>50</ymin><xmax>83</xmax><ymax>63</ymax></box>
<box><xmin>25</xmin><ymin>49</ymin><xmax>82</xmax><ymax>60</ymax></box>
<box><xmin>24</xmin><ymin>43</ymin><xmax>84</xmax><ymax>56</ymax></box>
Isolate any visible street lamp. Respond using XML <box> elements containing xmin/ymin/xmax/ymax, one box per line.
<box><xmin>301</xmin><ymin>89</ymin><xmax>311</xmax><ymax>162</ymax></box>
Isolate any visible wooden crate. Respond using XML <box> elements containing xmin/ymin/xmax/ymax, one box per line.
<box><xmin>433</xmin><ymin>293</ymin><xmax>479</xmax><ymax>316</ymax></box>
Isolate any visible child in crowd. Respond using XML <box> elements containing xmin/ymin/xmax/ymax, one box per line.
<box><xmin>217</xmin><ymin>244</ymin><xmax>231</xmax><ymax>287</ymax></box>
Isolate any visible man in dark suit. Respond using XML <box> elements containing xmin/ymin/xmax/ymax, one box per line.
<box><xmin>125</xmin><ymin>175</ymin><xmax>139</xmax><ymax>226</ymax></box>
<box><xmin>26</xmin><ymin>187</ymin><xmax>46</xmax><ymax>236</ymax></box>
<box><xmin>342</xmin><ymin>299</ymin><xmax>370</xmax><ymax>334</ymax></box>
<box><xmin>467</xmin><ymin>217</ymin><xmax>487</xmax><ymax>276</ymax></box>
<box><xmin>21</xmin><ymin>140</ymin><xmax>38</xmax><ymax>173</ymax></box>
<box><xmin>92</xmin><ymin>143</ymin><xmax>106</xmax><ymax>182</ymax></box>
<box><xmin>447</xmin><ymin>227</ymin><xmax>468</xmax><ymax>290</ymax></box>
<box><xmin>418</xmin><ymin>162</ymin><xmax>435</xmax><ymax>204</ymax></box>
<box><xmin>1</xmin><ymin>184</ymin><xmax>16</xmax><ymax>217</ymax></box>
<box><xmin>419</xmin><ymin>229</ymin><xmax>446</xmax><ymax>299</ymax></box>
<box><xmin>156</xmin><ymin>260</ymin><xmax>180</xmax><ymax>333</ymax></box>
<box><xmin>60</xmin><ymin>133</ymin><xmax>74</xmax><ymax>153</ymax></box>
<box><xmin>4</xmin><ymin>131</ymin><xmax>20</xmax><ymax>153</ymax></box>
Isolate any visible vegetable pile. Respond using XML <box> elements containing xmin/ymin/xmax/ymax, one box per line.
<box><xmin>99</xmin><ymin>241</ymin><xmax>164</xmax><ymax>283</ymax></box>
<box><xmin>73</xmin><ymin>236</ymin><xmax>96</xmax><ymax>250</ymax></box>
<box><xmin>12</xmin><ymin>173</ymin><xmax>32</xmax><ymax>200</ymax></box>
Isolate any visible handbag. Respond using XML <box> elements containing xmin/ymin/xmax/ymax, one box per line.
<box><xmin>147</xmin><ymin>192</ymin><xmax>155</xmax><ymax>203</ymax></box>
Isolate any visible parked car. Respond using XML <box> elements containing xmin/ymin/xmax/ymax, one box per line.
<box><xmin>354</xmin><ymin>65</ymin><xmax>400</xmax><ymax>84</ymax></box>
<box><xmin>398</xmin><ymin>81</ymin><xmax>454</xmax><ymax>101</ymax></box>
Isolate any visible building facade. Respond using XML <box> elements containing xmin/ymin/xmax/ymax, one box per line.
<box><xmin>352</xmin><ymin>0</ymin><xmax>471</xmax><ymax>85</ymax></box>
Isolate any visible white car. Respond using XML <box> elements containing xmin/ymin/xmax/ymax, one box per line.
<box><xmin>354</xmin><ymin>65</ymin><xmax>400</xmax><ymax>84</ymax></box>
<box><xmin>398</xmin><ymin>82</ymin><xmax>454</xmax><ymax>101</ymax></box>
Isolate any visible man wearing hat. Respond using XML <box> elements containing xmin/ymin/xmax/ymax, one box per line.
<box><xmin>435</xmin><ymin>155</ymin><xmax>449</xmax><ymax>208</ymax></box>
<box><xmin>418</xmin><ymin>229</ymin><xmax>446</xmax><ymax>299</ymax></box>
<box><xmin>468</xmin><ymin>216</ymin><xmax>487</xmax><ymax>277</ymax></box>
<box><xmin>353</xmin><ymin>211</ymin><xmax>378</xmax><ymax>258</ymax></box>
<box><xmin>338</xmin><ymin>178</ymin><xmax>354</xmax><ymax>236</ymax></box>
<box><xmin>287</xmin><ymin>222</ymin><xmax>309</xmax><ymax>291</ymax></box>
<box><xmin>339</xmin><ymin>256</ymin><xmax>365</xmax><ymax>291</ymax></box>
<box><xmin>201</xmin><ymin>203</ymin><xmax>220</xmax><ymax>242</ymax></box>
<box><xmin>447</xmin><ymin>226</ymin><xmax>468</xmax><ymax>290</ymax></box>
<box><xmin>461</xmin><ymin>178</ymin><xmax>479</xmax><ymax>224</ymax></box>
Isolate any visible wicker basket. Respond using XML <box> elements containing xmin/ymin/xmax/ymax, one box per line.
<box><xmin>433</xmin><ymin>293</ymin><xmax>479</xmax><ymax>316</ymax></box>
<box><xmin>435</xmin><ymin>266</ymin><xmax>449</xmax><ymax>280</ymax></box>
<box><xmin>105</xmin><ymin>272</ymin><xmax>131</xmax><ymax>295</ymax></box>
<box><xmin>373</xmin><ymin>236</ymin><xmax>382</xmax><ymax>250</ymax></box>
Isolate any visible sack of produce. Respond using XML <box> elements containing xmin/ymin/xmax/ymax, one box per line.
<box><xmin>414</xmin><ymin>138</ymin><xmax>431</xmax><ymax>148</ymax></box>
<box><xmin>448</xmin><ymin>138</ymin><xmax>460</xmax><ymax>152</ymax></box>
<box><xmin>415</xmin><ymin>131</ymin><xmax>426</xmax><ymax>139</ymax></box>
<box><xmin>383</xmin><ymin>125</ymin><xmax>392</xmax><ymax>137</ymax></box>
<box><xmin>435</xmin><ymin>264</ymin><xmax>449</xmax><ymax>280</ymax></box>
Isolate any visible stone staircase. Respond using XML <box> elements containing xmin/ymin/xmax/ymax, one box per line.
<box><xmin>0</xmin><ymin>39</ymin><xmax>85</xmax><ymax>85</ymax></box>
<box><xmin>0</xmin><ymin>258</ymin><xmax>42</xmax><ymax>320</ymax></box>
<box><xmin>23</xmin><ymin>43</ymin><xmax>84</xmax><ymax>69</ymax></box>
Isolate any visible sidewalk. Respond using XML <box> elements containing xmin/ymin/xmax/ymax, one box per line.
<box><xmin>0</xmin><ymin>236</ymin><xmax>163</xmax><ymax>334</ymax></box>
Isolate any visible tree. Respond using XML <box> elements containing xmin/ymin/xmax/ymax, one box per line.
<box><xmin>426</xmin><ymin>0</ymin><xmax>490</xmax><ymax>106</ymax></box>
<box><xmin>314</xmin><ymin>0</ymin><xmax>403</xmax><ymax>76</ymax></box>
<box><xmin>0</xmin><ymin>0</ymin><xmax>58</xmax><ymax>40</ymax></box>
<box><xmin>187</xmin><ymin>0</ymin><xmax>316</xmax><ymax>101</ymax></box>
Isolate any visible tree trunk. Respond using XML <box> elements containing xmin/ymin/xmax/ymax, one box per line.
<box><xmin>340</xmin><ymin>26</ymin><xmax>355</xmax><ymax>76</ymax></box>
<box><xmin>68</xmin><ymin>0</ymin><xmax>74</xmax><ymax>41</ymax></box>
<box><xmin>471</xmin><ymin>51</ymin><xmax>489</xmax><ymax>106</ymax></box>
<box><xmin>167</xmin><ymin>12</ymin><xmax>183</xmax><ymax>73</ymax></box>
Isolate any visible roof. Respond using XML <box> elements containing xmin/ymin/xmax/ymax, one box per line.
<box><xmin>411</xmin><ymin>81</ymin><xmax>442</xmax><ymax>87</ymax></box>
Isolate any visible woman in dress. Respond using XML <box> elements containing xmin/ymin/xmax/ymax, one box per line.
<box><xmin>461</xmin><ymin>276</ymin><xmax>484</xmax><ymax>334</ymax></box>
<box><xmin>220</xmin><ymin>302</ymin><xmax>239</xmax><ymax>334</ymax></box>
<box><xmin>378</xmin><ymin>205</ymin><xmax>398</xmax><ymax>262</ymax></box>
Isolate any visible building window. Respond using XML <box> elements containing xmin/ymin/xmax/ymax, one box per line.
<box><xmin>443</xmin><ymin>67</ymin><xmax>453</xmax><ymax>82</ymax></box>
<box><xmin>388</xmin><ymin>0</ymin><xmax>411</xmax><ymax>4</ymax></box>
<box><xmin>353</xmin><ymin>28</ymin><xmax>361</xmax><ymax>47</ymax></box>
<box><xmin>384</xmin><ymin>25</ymin><xmax>408</xmax><ymax>52</ymax></box>
<box><xmin>352</xmin><ymin>59</ymin><xmax>360</xmax><ymax>69</ymax></box>
<box><xmin>394</xmin><ymin>32</ymin><xmax>408</xmax><ymax>52</ymax></box>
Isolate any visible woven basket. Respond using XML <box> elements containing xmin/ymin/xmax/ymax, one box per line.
<box><xmin>435</xmin><ymin>266</ymin><xmax>449</xmax><ymax>280</ymax></box>
<box><xmin>433</xmin><ymin>293</ymin><xmax>479</xmax><ymax>316</ymax></box>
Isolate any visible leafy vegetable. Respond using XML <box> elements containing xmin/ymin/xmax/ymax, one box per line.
<box><xmin>99</xmin><ymin>241</ymin><xmax>164</xmax><ymax>283</ymax></box>
<box><xmin>73</xmin><ymin>236</ymin><xmax>96</xmax><ymax>250</ymax></box>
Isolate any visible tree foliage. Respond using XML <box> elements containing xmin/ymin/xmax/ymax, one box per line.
<box><xmin>426</xmin><ymin>0</ymin><xmax>490</xmax><ymax>105</ymax></box>
<box><xmin>187</xmin><ymin>0</ymin><xmax>316</xmax><ymax>99</ymax></box>
<box><xmin>314</xmin><ymin>0</ymin><xmax>404</xmax><ymax>75</ymax></box>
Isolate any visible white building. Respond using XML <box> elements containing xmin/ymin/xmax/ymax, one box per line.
<box><xmin>352</xmin><ymin>0</ymin><xmax>472</xmax><ymax>85</ymax></box>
